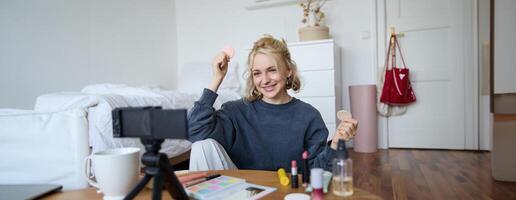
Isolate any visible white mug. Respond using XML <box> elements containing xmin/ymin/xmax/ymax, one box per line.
<box><xmin>84</xmin><ymin>147</ymin><xmax>141</xmax><ymax>200</ymax></box>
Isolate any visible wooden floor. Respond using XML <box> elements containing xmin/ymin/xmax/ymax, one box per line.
<box><xmin>349</xmin><ymin>149</ymin><xmax>516</xmax><ymax>200</ymax></box>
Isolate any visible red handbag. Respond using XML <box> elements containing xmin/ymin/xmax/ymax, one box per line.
<box><xmin>380</xmin><ymin>35</ymin><xmax>416</xmax><ymax>105</ymax></box>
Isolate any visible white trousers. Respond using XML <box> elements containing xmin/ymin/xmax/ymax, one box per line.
<box><xmin>189</xmin><ymin>139</ymin><xmax>237</xmax><ymax>171</ymax></box>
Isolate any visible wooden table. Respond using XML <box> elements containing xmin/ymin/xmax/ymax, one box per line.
<box><xmin>44</xmin><ymin>170</ymin><xmax>381</xmax><ymax>200</ymax></box>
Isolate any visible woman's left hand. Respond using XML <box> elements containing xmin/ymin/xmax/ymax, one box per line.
<box><xmin>330</xmin><ymin>118</ymin><xmax>358</xmax><ymax>149</ymax></box>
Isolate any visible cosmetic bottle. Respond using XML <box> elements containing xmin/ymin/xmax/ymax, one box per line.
<box><xmin>332</xmin><ymin>139</ymin><xmax>353</xmax><ymax>197</ymax></box>
<box><xmin>310</xmin><ymin>168</ymin><xmax>324</xmax><ymax>200</ymax></box>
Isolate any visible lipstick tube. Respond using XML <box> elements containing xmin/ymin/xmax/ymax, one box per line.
<box><xmin>291</xmin><ymin>160</ymin><xmax>299</xmax><ymax>188</ymax></box>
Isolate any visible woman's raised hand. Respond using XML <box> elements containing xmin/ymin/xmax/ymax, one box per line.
<box><xmin>212</xmin><ymin>51</ymin><xmax>230</xmax><ymax>80</ymax></box>
<box><xmin>331</xmin><ymin>111</ymin><xmax>358</xmax><ymax>149</ymax></box>
<box><xmin>209</xmin><ymin>51</ymin><xmax>230</xmax><ymax>92</ymax></box>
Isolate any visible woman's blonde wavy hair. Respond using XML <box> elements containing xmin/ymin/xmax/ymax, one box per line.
<box><xmin>244</xmin><ymin>35</ymin><xmax>302</xmax><ymax>102</ymax></box>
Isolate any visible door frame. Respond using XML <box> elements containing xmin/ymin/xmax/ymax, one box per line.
<box><xmin>371</xmin><ymin>0</ymin><xmax>480</xmax><ymax>149</ymax></box>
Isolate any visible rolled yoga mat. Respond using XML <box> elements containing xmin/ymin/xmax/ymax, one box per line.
<box><xmin>349</xmin><ymin>84</ymin><xmax>378</xmax><ymax>153</ymax></box>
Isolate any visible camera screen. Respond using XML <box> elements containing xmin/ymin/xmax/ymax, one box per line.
<box><xmin>113</xmin><ymin>107</ymin><xmax>188</xmax><ymax>140</ymax></box>
<box><xmin>121</xmin><ymin>109</ymin><xmax>152</xmax><ymax>138</ymax></box>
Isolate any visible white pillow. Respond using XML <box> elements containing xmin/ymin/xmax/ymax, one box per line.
<box><xmin>177</xmin><ymin>62</ymin><xmax>240</xmax><ymax>94</ymax></box>
<box><xmin>34</xmin><ymin>92</ymin><xmax>99</xmax><ymax>112</ymax></box>
<box><xmin>81</xmin><ymin>84</ymin><xmax>163</xmax><ymax>97</ymax></box>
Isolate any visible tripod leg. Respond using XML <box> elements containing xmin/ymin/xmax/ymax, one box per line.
<box><xmin>152</xmin><ymin>172</ymin><xmax>163</xmax><ymax>200</ymax></box>
<box><xmin>124</xmin><ymin>174</ymin><xmax>152</xmax><ymax>200</ymax></box>
<box><xmin>160</xmin><ymin>154</ymin><xmax>189</xmax><ymax>200</ymax></box>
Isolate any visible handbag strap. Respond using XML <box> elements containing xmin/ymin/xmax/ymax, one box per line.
<box><xmin>394</xmin><ymin>35</ymin><xmax>408</xmax><ymax>69</ymax></box>
<box><xmin>383</xmin><ymin>34</ymin><xmax>408</xmax><ymax>69</ymax></box>
<box><xmin>389</xmin><ymin>35</ymin><xmax>408</xmax><ymax>69</ymax></box>
<box><xmin>383</xmin><ymin>35</ymin><xmax>394</xmax><ymax>70</ymax></box>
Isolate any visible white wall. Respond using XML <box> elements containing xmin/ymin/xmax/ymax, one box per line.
<box><xmin>0</xmin><ymin>0</ymin><xmax>178</xmax><ymax>109</ymax></box>
<box><xmin>175</xmin><ymin>0</ymin><xmax>376</xmax><ymax>111</ymax></box>
<box><xmin>494</xmin><ymin>0</ymin><xmax>516</xmax><ymax>94</ymax></box>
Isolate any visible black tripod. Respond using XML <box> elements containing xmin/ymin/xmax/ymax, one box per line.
<box><xmin>124</xmin><ymin>139</ymin><xmax>189</xmax><ymax>200</ymax></box>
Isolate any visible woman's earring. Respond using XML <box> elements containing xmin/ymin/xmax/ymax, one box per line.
<box><xmin>252</xmin><ymin>88</ymin><xmax>261</xmax><ymax>96</ymax></box>
<box><xmin>286</xmin><ymin>76</ymin><xmax>292</xmax><ymax>88</ymax></box>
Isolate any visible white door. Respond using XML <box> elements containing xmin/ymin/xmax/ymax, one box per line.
<box><xmin>385</xmin><ymin>0</ymin><xmax>472</xmax><ymax>149</ymax></box>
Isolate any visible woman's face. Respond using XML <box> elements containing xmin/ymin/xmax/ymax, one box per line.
<box><xmin>251</xmin><ymin>53</ymin><xmax>291</xmax><ymax>103</ymax></box>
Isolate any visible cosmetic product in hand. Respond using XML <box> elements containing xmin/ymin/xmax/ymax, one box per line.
<box><xmin>221</xmin><ymin>45</ymin><xmax>235</xmax><ymax>58</ymax></box>
<box><xmin>291</xmin><ymin>160</ymin><xmax>299</xmax><ymax>188</ymax></box>
<box><xmin>302</xmin><ymin>151</ymin><xmax>310</xmax><ymax>187</ymax></box>
<box><xmin>332</xmin><ymin>139</ymin><xmax>353</xmax><ymax>197</ymax></box>
<box><xmin>310</xmin><ymin>168</ymin><xmax>324</xmax><ymax>200</ymax></box>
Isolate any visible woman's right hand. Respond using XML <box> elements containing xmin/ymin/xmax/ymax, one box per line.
<box><xmin>209</xmin><ymin>52</ymin><xmax>230</xmax><ymax>92</ymax></box>
<box><xmin>212</xmin><ymin>52</ymin><xmax>230</xmax><ymax>80</ymax></box>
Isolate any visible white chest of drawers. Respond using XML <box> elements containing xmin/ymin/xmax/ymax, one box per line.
<box><xmin>288</xmin><ymin>39</ymin><xmax>342</xmax><ymax>140</ymax></box>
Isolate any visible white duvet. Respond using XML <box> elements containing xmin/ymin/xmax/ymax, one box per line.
<box><xmin>34</xmin><ymin>84</ymin><xmax>241</xmax><ymax>158</ymax></box>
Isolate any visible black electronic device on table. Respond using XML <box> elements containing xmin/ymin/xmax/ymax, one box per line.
<box><xmin>112</xmin><ymin>106</ymin><xmax>189</xmax><ymax>200</ymax></box>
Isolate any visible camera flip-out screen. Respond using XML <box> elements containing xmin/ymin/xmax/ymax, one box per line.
<box><xmin>112</xmin><ymin>107</ymin><xmax>188</xmax><ymax>140</ymax></box>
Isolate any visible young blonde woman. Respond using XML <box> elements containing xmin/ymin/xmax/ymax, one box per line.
<box><xmin>188</xmin><ymin>35</ymin><xmax>358</xmax><ymax>171</ymax></box>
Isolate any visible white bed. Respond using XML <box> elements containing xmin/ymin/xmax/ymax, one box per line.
<box><xmin>34</xmin><ymin>62</ymin><xmax>242</xmax><ymax>159</ymax></box>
